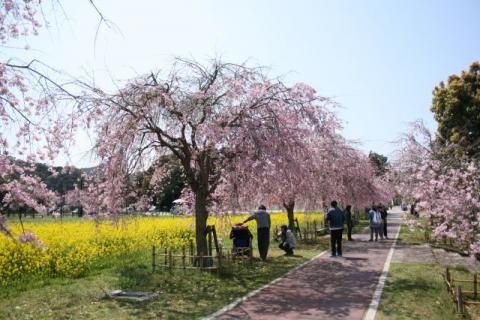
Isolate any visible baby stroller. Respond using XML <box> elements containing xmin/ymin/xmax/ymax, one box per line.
<box><xmin>230</xmin><ymin>224</ymin><xmax>253</xmax><ymax>257</ymax></box>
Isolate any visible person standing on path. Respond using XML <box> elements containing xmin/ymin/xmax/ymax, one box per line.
<box><xmin>345</xmin><ymin>204</ymin><xmax>354</xmax><ymax>241</ymax></box>
<box><xmin>326</xmin><ymin>200</ymin><xmax>345</xmax><ymax>257</ymax></box>
<box><xmin>380</xmin><ymin>205</ymin><xmax>388</xmax><ymax>239</ymax></box>
<box><xmin>368</xmin><ymin>205</ymin><xmax>383</xmax><ymax>241</ymax></box>
<box><xmin>243</xmin><ymin>205</ymin><xmax>271</xmax><ymax>261</ymax></box>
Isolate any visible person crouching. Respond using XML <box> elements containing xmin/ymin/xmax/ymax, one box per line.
<box><xmin>279</xmin><ymin>225</ymin><xmax>296</xmax><ymax>256</ymax></box>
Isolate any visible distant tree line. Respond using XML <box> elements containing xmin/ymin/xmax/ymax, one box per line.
<box><xmin>1</xmin><ymin>156</ymin><xmax>184</xmax><ymax>215</ymax></box>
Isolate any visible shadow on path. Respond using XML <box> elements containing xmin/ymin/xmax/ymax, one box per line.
<box><xmin>214</xmin><ymin>210</ymin><xmax>403</xmax><ymax>320</ymax></box>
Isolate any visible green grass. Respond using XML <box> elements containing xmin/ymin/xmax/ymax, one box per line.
<box><xmin>376</xmin><ymin>263</ymin><xmax>464</xmax><ymax>320</ymax></box>
<box><xmin>351</xmin><ymin>220</ymin><xmax>369</xmax><ymax>235</ymax></box>
<box><xmin>379</xmin><ymin>217</ymin><xmax>480</xmax><ymax>319</ymax></box>
<box><xmin>0</xmin><ymin>239</ymin><xmax>329</xmax><ymax>320</ymax></box>
<box><xmin>397</xmin><ymin>222</ymin><xmax>429</xmax><ymax>245</ymax></box>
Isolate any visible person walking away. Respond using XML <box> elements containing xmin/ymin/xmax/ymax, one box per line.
<box><xmin>243</xmin><ymin>205</ymin><xmax>271</xmax><ymax>261</ymax></box>
<box><xmin>368</xmin><ymin>205</ymin><xmax>382</xmax><ymax>241</ymax></box>
<box><xmin>380</xmin><ymin>205</ymin><xmax>388</xmax><ymax>239</ymax></box>
<box><xmin>326</xmin><ymin>200</ymin><xmax>345</xmax><ymax>257</ymax></box>
<box><xmin>278</xmin><ymin>224</ymin><xmax>296</xmax><ymax>256</ymax></box>
<box><xmin>345</xmin><ymin>205</ymin><xmax>354</xmax><ymax>241</ymax></box>
<box><xmin>377</xmin><ymin>206</ymin><xmax>384</xmax><ymax>240</ymax></box>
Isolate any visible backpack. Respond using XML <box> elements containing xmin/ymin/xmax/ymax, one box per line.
<box><xmin>372</xmin><ymin>211</ymin><xmax>381</xmax><ymax>225</ymax></box>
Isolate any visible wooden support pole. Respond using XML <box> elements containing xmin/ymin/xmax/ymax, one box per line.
<box><xmin>182</xmin><ymin>246</ymin><xmax>186</xmax><ymax>271</ymax></box>
<box><xmin>217</xmin><ymin>250</ymin><xmax>222</xmax><ymax>273</ymax></box>
<box><xmin>314</xmin><ymin>221</ymin><xmax>317</xmax><ymax>241</ymax></box>
<box><xmin>295</xmin><ymin>218</ymin><xmax>301</xmax><ymax>239</ymax></box>
<box><xmin>152</xmin><ymin>245</ymin><xmax>156</xmax><ymax>273</ymax></box>
<box><xmin>189</xmin><ymin>239</ymin><xmax>194</xmax><ymax>266</ymax></box>
<box><xmin>446</xmin><ymin>267</ymin><xmax>451</xmax><ymax>284</ymax></box>
<box><xmin>212</xmin><ymin>226</ymin><xmax>220</xmax><ymax>255</ymax></box>
<box><xmin>207</xmin><ymin>227</ymin><xmax>213</xmax><ymax>257</ymax></box>
<box><xmin>168</xmin><ymin>249</ymin><xmax>173</xmax><ymax>272</ymax></box>
<box><xmin>164</xmin><ymin>248</ymin><xmax>168</xmax><ymax>267</ymax></box>
<box><xmin>457</xmin><ymin>286</ymin><xmax>464</xmax><ymax>314</ymax></box>
<box><xmin>474</xmin><ymin>273</ymin><xmax>478</xmax><ymax>299</ymax></box>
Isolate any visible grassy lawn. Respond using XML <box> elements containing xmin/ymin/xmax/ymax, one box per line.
<box><xmin>396</xmin><ymin>224</ymin><xmax>428</xmax><ymax>245</ymax></box>
<box><xmin>0</xmin><ymin>238</ymin><xmax>330</xmax><ymax>319</ymax></box>
<box><xmin>351</xmin><ymin>220</ymin><xmax>369</xmax><ymax>236</ymax></box>
<box><xmin>396</xmin><ymin>215</ymin><xmax>430</xmax><ymax>245</ymax></box>
<box><xmin>376</xmin><ymin>263</ymin><xmax>465</xmax><ymax>320</ymax></box>
<box><xmin>378</xmin><ymin>218</ymin><xmax>480</xmax><ymax>320</ymax></box>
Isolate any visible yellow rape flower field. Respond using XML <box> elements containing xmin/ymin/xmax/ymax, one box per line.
<box><xmin>0</xmin><ymin>212</ymin><xmax>323</xmax><ymax>286</ymax></box>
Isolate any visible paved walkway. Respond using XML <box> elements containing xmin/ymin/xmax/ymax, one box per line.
<box><xmin>211</xmin><ymin>209</ymin><xmax>403</xmax><ymax>320</ymax></box>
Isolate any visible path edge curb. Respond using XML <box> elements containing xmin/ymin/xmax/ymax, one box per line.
<box><xmin>363</xmin><ymin>218</ymin><xmax>402</xmax><ymax>320</ymax></box>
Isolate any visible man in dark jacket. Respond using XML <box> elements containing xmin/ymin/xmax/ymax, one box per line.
<box><xmin>380</xmin><ymin>205</ymin><xmax>388</xmax><ymax>239</ymax></box>
<box><xmin>326</xmin><ymin>200</ymin><xmax>345</xmax><ymax>257</ymax></box>
<box><xmin>345</xmin><ymin>205</ymin><xmax>353</xmax><ymax>241</ymax></box>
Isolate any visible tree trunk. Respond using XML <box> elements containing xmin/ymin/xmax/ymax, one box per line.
<box><xmin>194</xmin><ymin>190</ymin><xmax>209</xmax><ymax>262</ymax></box>
<box><xmin>283</xmin><ymin>200</ymin><xmax>296</xmax><ymax>232</ymax></box>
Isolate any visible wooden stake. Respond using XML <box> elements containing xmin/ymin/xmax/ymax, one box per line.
<box><xmin>217</xmin><ymin>250</ymin><xmax>222</xmax><ymax>273</ymax></box>
<box><xmin>164</xmin><ymin>248</ymin><xmax>168</xmax><ymax>267</ymax></box>
<box><xmin>474</xmin><ymin>273</ymin><xmax>478</xmax><ymax>299</ymax></box>
<box><xmin>182</xmin><ymin>246</ymin><xmax>186</xmax><ymax>271</ymax></box>
<box><xmin>295</xmin><ymin>218</ymin><xmax>301</xmax><ymax>239</ymax></box>
<box><xmin>212</xmin><ymin>226</ymin><xmax>220</xmax><ymax>255</ymax></box>
<box><xmin>189</xmin><ymin>239</ymin><xmax>194</xmax><ymax>266</ymax></box>
<box><xmin>152</xmin><ymin>245</ymin><xmax>156</xmax><ymax>273</ymax></box>
<box><xmin>207</xmin><ymin>227</ymin><xmax>213</xmax><ymax>257</ymax></box>
<box><xmin>457</xmin><ymin>286</ymin><xmax>464</xmax><ymax>314</ymax></box>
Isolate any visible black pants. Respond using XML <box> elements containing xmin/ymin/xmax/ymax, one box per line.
<box><xmin>330</xmin><ymin>229</ymin><xmax>343</xmax><ymax>256</ymax></box>
<box><xmin>383</xmin><ymin>219</ymin><xmax>387</xmax><ymax>237</ymax></box>
<box><xmin>279</xmin><ymin>242</ymin><xmax>294</xmax><ymax>255</ymax></box>
<box><xmin>257</xmin><ymin>227</ymin><xmax>270</xmax><ymax>261</ymax></box>
<box><xmin>347</xmin><ymin>223</ymin><xmax>353</xmax><ymax>240</ymax></box>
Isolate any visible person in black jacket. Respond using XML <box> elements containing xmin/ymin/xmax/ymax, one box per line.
<box><xmin>380</xmin><ymin>205</ymin><xmax>388</xmax><ymax>239</ymax></box>
<box><xmin>345</xmin><ymin>205</ymin><xmax>353</xmax><ymax>241</ymax></box>
<box><xmin>326</xmin><ymin>200</ymin><xmax>345</xmax><ymax>257</ymax></box>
